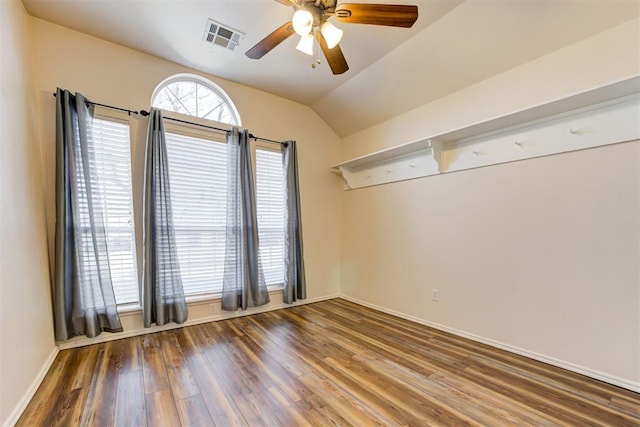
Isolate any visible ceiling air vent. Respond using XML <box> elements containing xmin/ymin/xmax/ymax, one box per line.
<box><xmin>203</xmin><ymin>19</ymin><xmax>244</xmax><ymax>52</ymax></box>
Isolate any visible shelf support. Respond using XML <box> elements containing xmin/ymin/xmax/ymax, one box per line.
<box><xmin>337</xmin><ymin>166</ymin><xmax>353</xmax><ymax>189</ymax></box>
<box><xmin>429</xmin><ymin>139</ymin><xmax>445</xmax><ymax>173</ymax></box>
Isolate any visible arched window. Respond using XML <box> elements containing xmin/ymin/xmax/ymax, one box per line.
<box><xmin>148</xmin><ymin>74</ymin><xmax>285</xmax><ymax>296</ymax></box>
<box><xmin>151</xmin><ymin>74</ymin><xmax>241</xmax><ymax>125</ymax></box>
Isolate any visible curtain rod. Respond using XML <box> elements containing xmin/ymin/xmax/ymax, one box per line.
<box><xmin>140</xmin><ymin>110</ymin><xmax>228</xmax><ymax>133</ymax></box>
<box><xmin>52</xmin><ymin>92</ymin><xmax>139</xmax><ymax>116</ymax></box>
<box><xmin>139</xmin><ymin>110</ymin><xmax>287</xmax><ymax>146</ymax></box>
<box><xmin>52</xmin><ymin>93</ymin><xmax>287</xmax><ymax>146</ymax></box>
<box><xmin>249</xmin><ymin>134</ymin><xmax>287</xmax><ymax>146</ymax></box>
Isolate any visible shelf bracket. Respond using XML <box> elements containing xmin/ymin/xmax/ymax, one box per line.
<box><xmin>337</xmin><ymin>166</ymin><xmax>353</xmax><ymax>190</ymax></box>
<box><xmin>429</xmin><ymin>139</ymin><xmax>445</xmax><ymax>173</ymax></box>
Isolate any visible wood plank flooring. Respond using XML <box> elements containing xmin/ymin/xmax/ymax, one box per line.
<box><xmin>17</xmin><ymin>298</ymin><xmax>640</xmax><ymax>426</ymax></box>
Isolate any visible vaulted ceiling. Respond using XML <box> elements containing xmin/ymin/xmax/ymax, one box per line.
<box><xmin>22</xmin><ymin>0</ymin><xmax>640</xmax><ymax>136</ymax></box>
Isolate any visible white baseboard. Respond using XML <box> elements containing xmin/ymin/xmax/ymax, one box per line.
<box><xmin>338</xmin><ymin>294</ymin><xmax>640</xmax><ymax>393</ymax></box>
<box><xmin>58</xmin><ymin>292</ymin><xmax>340</xmax><ymax>350</ymax></box>
<box><xmin>9</xmin><ymin>291</ymin><xmax>637</xmax><ymax>427</ymax></box>
<box><xmin>2</xmin><ymin>346</ymin><xmax>59</xmax><ymax>427</ymax></box>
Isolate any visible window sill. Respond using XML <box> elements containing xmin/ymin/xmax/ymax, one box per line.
<box><xmin>117</xmin><ymin>302</ymin><xmax>141</xmax><ymax>314</ymax></box>
<box><xmin>116</xmin><ymin>284</ymin><xmax>284</xmax><ymax>314</ymax></box>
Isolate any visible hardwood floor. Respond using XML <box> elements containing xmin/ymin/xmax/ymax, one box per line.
<box><xmin>17</xmin><ymin>298</ymin><xmax>640</xmax><ymax>426</ymax></box>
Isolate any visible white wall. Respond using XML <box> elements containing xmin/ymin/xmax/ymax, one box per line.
<box><xmin>0</xmin><ymin>1</ymin><xmax>57</xmax><ymax>425</ymax></box>
<box><xmin>29</xmin><ymin>17</ymin><xmax>343</xmax><ymax>343</ymax></box>
<box><xmin>340</xmin><ymin>19</ymin><xmax>640</xmax><ymax>389</ymax></box>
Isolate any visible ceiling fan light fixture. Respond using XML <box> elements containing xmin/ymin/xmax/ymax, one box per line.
<box><xmin>296</xmin><ymin>33</ymin><xmax>314</xmax><ymax>56</ymax></box>
<box><xmin>292</xmin><ymin>9</ymin><xmax>313</xmax><ymax>36</ymax></box>
<box><xmin>320</xmin><ymin>21</ymin><xmax>343</xmax><ymax>49</ymax></box>
<box><xmin>246</xmin><ymin>2</ymin><xmax>418</xmax><ymax>76</ymax></box>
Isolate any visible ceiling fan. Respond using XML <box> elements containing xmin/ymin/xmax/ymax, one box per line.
<box><xmin>245</xmin><ymin>0</ymin><xmax>418</xmax><ymax>75</ymax></box>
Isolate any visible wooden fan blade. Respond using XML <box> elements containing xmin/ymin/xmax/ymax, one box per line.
<box><xmin>316</xmin><ymin>31</ymin><xmax>349</xmax><ymax>75</ymax></box>
<box><xmin>245</xmin><ymin>22</ymin><xmax>295</xmax><ymax>59</ymax></box>
<box><xmin>335</xmin><ymin>3</ymin><xmax>418</xmax><ymax>28</ymax></box>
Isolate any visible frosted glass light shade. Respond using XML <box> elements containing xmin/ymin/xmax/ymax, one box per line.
<box><xmin>292</xmin><ymin>10</ymin><xmax>313</xmax><ymax>36</ymax></box>
<box><xmin>320</xmin><ymin>21</ymin><xmax>343</xmax><ymax>49</ymax></box>
<box><xmin>296</xmin><ymin>33</ymin><xmax>314</xmax><ymax>56</ymax></box>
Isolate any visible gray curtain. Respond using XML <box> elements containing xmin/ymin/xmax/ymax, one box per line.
<box><xmin>142</xmin><ymin>108</ymin><xmax>188</xmax><ymax>327</ymax></box>
<box><xmin>53</xmin><ymin>88</ymin><xmax>123</xmax><ymax>340</ymax></box>
<box><xmin>222</xmin><ymin>128</ymin><xmax>270</xmax><ymax>311</ymax></box>
<box><xmin>282</xmin><ymin>141</ymin><xmax>306</xmax><ymax>304</ymax></box>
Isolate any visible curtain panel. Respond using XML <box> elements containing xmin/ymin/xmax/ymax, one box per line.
<box><xmin>282</xmin><ymin>141</ymin><xmax>306</xmax><ymax>304</ymax></box>
<box><xmin>53</xmin><ymin>88</ymin><xmax>123</xmax><ymax>340</ymax></box>
<box><xmin>222</xmin><ymin>128</ymin><xmax>270</xmax><ymax>311</ymax></box>
<box><xmin>142</xmin><ymin>108</ymin><xmax>188</xmax><ymax>327</ymax></box>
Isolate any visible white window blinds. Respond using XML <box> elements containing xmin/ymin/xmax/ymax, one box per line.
<box><xmin>85</xmin><ymin>117</ymin><xmax>139</xmax><ymax>304</ymax></box>
<box><xmin>256</xmin><ymin>148</ymin><xmax>285</xmax><ymax>286</ymax></box>
<box><xmin>165</xmin><ymin>131</ymin><xmax>228</xmax><ymax>295</ymax></box>
<box><xmin>164</xmin><ymin>131</ymin><xmax>286</xmax><ymax>296</ymax></box>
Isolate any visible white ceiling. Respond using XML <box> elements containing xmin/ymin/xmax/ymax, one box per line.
<box><xmin>22</xmin><ymin>0</ymin><xmax>640</xmax><ymax>137</ymax></box>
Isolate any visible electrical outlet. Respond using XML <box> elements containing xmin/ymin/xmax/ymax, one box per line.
<box><xmin>209</xmin><ymin>304</ymin><xmax>218</xmax><ymax>314</ymax></box>
<box><xmin>432</xmin><ymin>289</ymin><xmax>439</xmax><ymax>301</ymax></box>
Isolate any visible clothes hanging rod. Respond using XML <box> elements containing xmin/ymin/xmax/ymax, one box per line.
<box><xmin>52</xmin><ymin>92</ymin><xmax>139</xmax><ymax>116</ymax></box>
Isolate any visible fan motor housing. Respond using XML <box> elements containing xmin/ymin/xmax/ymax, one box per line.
<box><xmin>296</xmin><ymin>0</ymin><xmax>336</xmax><ymax>27</ymax></box>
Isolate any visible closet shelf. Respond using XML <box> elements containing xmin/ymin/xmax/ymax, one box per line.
<box><xmin>332</xmin><ymin>76</ymin><xmax>640</xmax><ymax>190</ymax></box>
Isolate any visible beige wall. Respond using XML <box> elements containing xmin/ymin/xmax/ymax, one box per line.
<box><xmin>0</xmin><ymin>1</ymin><xmax>56</xmax><ymax>425</ymax></box>
<box><xmin>29</xmin><ymin>17</ymin><xmax>342</xmax><ymax>340</ymax></box>
<box><xmin>340</xmin><ymin>19</ymin><xmax>640</xmax><ymax>389</ymax></box>
<box><xmin>341</xmin><ymin>18</ymin><xmax>640</xmax><ymax>159</ymax></box>
<box><xmin>2</xmin><ymin>7</ymin><xmax>639</xmax><ymax>424</ymax></box>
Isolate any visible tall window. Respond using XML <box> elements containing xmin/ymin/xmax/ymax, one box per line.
<box><xmin>154</xmin><ymin>75</ymin><xmax>285</xmax><ymax>296</ymax></box>
<box><xmin>164</xmin><ymin>130</ymin><xmax>228</xmax><ymax>295</ymax></box>
<box><xmin>256</xmin><ymin>147</ymin><xmax>286</xmax><ymax>285</ymax></box>
<box><xmin>85</xmin><ymin>115</ymin><xmax>138</xmax><ymax>304</ymax></box>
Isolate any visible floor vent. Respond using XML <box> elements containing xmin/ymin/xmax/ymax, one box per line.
<box><xmin>203</xmin><ymin>19</ymin><xmax>244</xmax><ymax>52</ymax></box>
